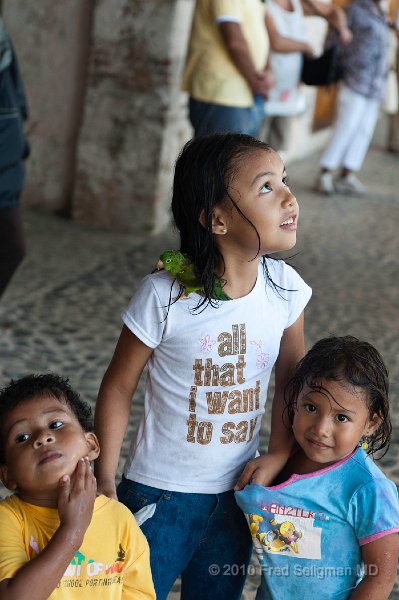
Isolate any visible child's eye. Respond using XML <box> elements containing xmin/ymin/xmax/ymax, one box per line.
<box><xmin>282</xmin><ymin>176</ymin><xmax>289</xmax><ymax>187</ymax></box>
<box><xmin>336</xmin><ymin>414</ymin><xmax>349</xmax><ymax>423</ymax></box>
<box><xmin>15</xmin><ymin>433</ymin><xmax>30</xmax><ymax>444</ymax></box>
<box><xmin>304</xmin><ymin>403</ymin><xmax>317</xmax><ymax>413</ymax></box>
<box><xmin>49</xmin><ymin>420</ymin><xmax>63</xmax><ymax>430</ymax></box>
<box><xmin>260</xmin><ymin>182</ymin><xmax>272</xmax><ymax>194</ymax></box>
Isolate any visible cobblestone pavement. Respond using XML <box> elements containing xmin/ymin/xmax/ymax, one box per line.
<box><xmin>1</xmin><ymin>122</ymin><xmax>399</xmax><ymax>597</ymax></box>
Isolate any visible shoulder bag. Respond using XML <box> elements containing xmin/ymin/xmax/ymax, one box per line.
<box><xmin>300</xmin><ymin>0</ymin><xmax>344</xmax><ymax>86</ymax></box>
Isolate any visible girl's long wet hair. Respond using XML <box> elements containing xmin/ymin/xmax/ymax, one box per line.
<box><xmin>171</xmin><ymin>133</ymin><xmax>277</xmax><ymax>310</ymax></box>
<box><xmin>285</xmin><ymin>336</ymin><xmax>392</xmax><ymax>457</ymax></box>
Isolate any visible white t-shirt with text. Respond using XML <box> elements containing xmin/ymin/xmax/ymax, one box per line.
<box><xmin>122</xmin><ymin>259</ymin><xmax>311</xmax><ymax>494</ymax></box>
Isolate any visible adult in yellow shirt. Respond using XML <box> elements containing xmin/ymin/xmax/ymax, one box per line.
<box><xmin>182</xmin><ymin>0</ymin><xmax>314</xmax><ymax>137</ymax></box>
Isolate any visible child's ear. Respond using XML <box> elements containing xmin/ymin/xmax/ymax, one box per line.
<box><xmin>199</xmin><ymin>208</ymin><xmax>228</xmax><ymax>235</ymax></box>
<box><xmin>0</xmin><ymin>464</ymin><xmax>18</xmax><ymax>491</ymax></box>
<box><xmin>84</xmin><ymin>432</ymin><xmax>100</xmax><ymax>461</ymax></box>
<box><xmin>364</xmin><ymin>414</ymin><xmax>382</xmax><ymax>437</ymax></box>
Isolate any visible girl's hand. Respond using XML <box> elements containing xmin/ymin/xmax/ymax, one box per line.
<box><xmin>96</xmin><ymin>477</ymin><xmax>118</xmax><ymax>501</ymax></box>
<box><xmin>57</xmin><ymin>457</ymin><xmax>97</xmax><ymax>545</ymax></box>
<box><xmin>234</xmin><ymin>453</ymin><xmax>284</xmax><ymax>490</ymax></box>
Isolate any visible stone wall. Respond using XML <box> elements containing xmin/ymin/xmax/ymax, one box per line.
<box><xmin>72</xmin><ymin>0</ymin><xmax>193</xmax><ymax>232</ymax></box>
<box><xmin>3</xmin><ymin>0</ymin><xmax>194</xmax><ymax>231</ymax></box>
<box><xmin>3</xmin><ymin>0</ymin><xmax>94</xmax><ymax>213</ymax></box>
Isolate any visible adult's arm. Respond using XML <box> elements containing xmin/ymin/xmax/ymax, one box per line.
<box><xmin>266</xmin><ymin>11</ymin><xmax>314</xmax><ymax>55</ymax></box>
<box><xmin>218</xmin><ymin>21</ymin><xmax>273</xmax><ymax>98</ymax></box>
<box><xmin>302</xmin><ymin>0</ymin><xmax>352</xmax><ymax>45</ymax></box>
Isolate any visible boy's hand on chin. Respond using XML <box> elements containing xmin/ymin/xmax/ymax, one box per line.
<box><xmin>57</xmin><ymin>457</ymin><xmax>97</xmax><ymax>544</ymax></box>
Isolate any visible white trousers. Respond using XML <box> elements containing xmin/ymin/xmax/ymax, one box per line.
<box><xmin>320</xmin><ymin>84</ymin><xmax>381</xmax><ymax>172</ymax></box>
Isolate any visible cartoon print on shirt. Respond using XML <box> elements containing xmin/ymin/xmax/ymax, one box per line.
<box><xmin>247</xmin><ymin>506</ymin><xmax>324</xmax><ymax>560</ymax></box>
<box><xmin>266</xmin><ymin>518</ymin><xmax>302</xmax><ymax>553</ymax></box>
<box><xmin>248</xmin><ymin>513</ymin><xmax>302</xmax><ymax>554</ymax></box>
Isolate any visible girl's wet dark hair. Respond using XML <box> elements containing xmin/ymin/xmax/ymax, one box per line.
<box><xmin>0</xmin><ymin>374</ymin><xmax>93</xmax><ymax>462</ymax></box>
<box><xmin>285</xmin><ymin>336</ymin><xmax>391</xmax><ymax>456</ymax></box>
<box><xmin>171</xmin><ymin>133</ymin><xmax>276</xmax><ymax>309</ymax></box>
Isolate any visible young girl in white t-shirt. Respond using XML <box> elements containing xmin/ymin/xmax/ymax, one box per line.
<box><xmin>94</xmin><ymin>133</ymin><xmax>311</xmax><ymax>600</ymax></box>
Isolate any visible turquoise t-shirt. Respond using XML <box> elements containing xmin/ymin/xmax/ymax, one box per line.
<box><xmin>235</xmin><ymin>448</ymin><xmax>399</xmax><ymax>599</ymax></box>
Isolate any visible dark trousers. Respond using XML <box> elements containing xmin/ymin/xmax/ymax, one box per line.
<box><xmin>0</xmin><ymin>205</ymin><xmax>25</xmax><ymax>298</ymax></box>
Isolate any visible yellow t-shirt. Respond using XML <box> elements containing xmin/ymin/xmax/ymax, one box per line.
<box><xmin>182</xmin><ymin>0</ymin><xmax>269</xmax><ymax>108</ymax></box>
<box><xmin>0</xmin><ymin>494</ymin><xmax>155</xmax><ymax>599</ymax></box>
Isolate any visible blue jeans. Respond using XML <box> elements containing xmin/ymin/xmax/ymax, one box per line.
<box><xmin>117</xmin><ymin>477</ymin><xmax>252</xmax><ymax>600</ymax></box>
<box><xmin>189</xmin><ymin>97</ymin><xmax>265</xmax><ymax>138</ymax></box>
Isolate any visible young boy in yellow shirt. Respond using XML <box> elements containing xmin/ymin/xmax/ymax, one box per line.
<box><xmin>0</xmin><ymin>374</ymin><xmax>155</xmax><ymax>600</ymax></box>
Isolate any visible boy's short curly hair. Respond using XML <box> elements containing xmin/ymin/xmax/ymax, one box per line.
<box><xmin>0</xmin><ymin>373</ymin><xmax>93</xmax><ymax>463</ymax></box>
<box><xmin>285</xmin><ymin>336</ymin><xmax>391</xmax><ymax>456</ymax></box>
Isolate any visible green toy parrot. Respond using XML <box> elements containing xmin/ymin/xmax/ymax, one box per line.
<box><xmin>157</xmin><ymin>250</ymin><xmax>230</xmax><ymax>301</ymax></box>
